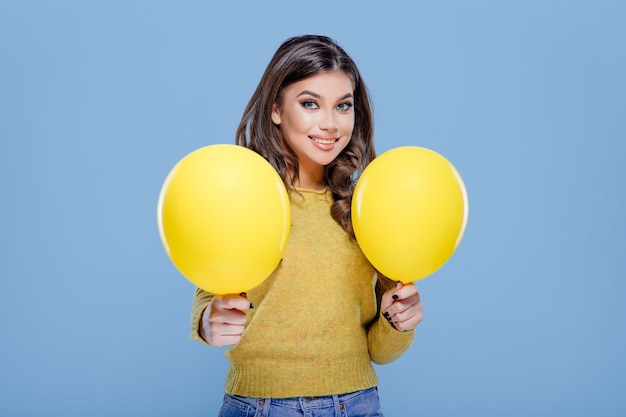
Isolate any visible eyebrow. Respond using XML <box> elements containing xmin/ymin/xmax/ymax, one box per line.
<box><xmin>296</xmin><ymin>90</ymin><xmax>354</xmax><ymax>101</ymax></box>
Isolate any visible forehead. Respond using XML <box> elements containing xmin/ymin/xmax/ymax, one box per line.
<box><xmin>284</xmin><ymin>70</ymin><xmax>354</xmax><ymax>96</ymax></box>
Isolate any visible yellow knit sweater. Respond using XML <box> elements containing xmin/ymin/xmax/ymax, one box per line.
<box><xmin>190</xmin><ymin>187</ymin><xmax>414</xmax><ymax>398</ymax></box>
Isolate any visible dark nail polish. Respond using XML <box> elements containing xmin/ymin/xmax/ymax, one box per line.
<box><xmin>392</xmin><ymin>294</ymin><xmax>399</xmax><ymax>301</ymax></box>
<box><xmin>250</xmin><ymin>303</ymin><xmax>254</xmax><ymax>309</ymax></box>
<box><xmin>383</xmin><ymin>311</ymin><xmax>390</xmax><ymax>318</ymax></box>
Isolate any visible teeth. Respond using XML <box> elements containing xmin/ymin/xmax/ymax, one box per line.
<box><xmin>311</xmin><ymin>137</ymin><xmax>336</xmax><ymax>144</ymax></box>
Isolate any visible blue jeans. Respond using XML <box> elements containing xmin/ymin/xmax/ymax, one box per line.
<box><xmin>217</xmin><ymin>386</ymin><xmax>384</xmax><ymax>417</ymax></box>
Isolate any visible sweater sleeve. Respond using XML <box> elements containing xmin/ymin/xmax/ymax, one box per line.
<box><xmin>366</xmin><ymin>273</ymin><xmax>415</xmax><ymax>364</ymax></box>
<box><xmin>367</xmin><ymin>313</ymin><xmax>415</xmax><ymax>364</ymax></box>
<box><xmin>189</xmin><ymin>287</ymin><xmax>215</xmax><ymax>345</ymax></box>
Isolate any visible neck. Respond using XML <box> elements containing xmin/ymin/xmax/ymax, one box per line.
<box><xmin>291</xmin><ymin>164</ymin><xmax>326</xmax><ymax>191</ymax></box>
<box><xmin>295</xmin><ymin>176</ymin><xmax>326</xmax><ymax>191</ymax></box>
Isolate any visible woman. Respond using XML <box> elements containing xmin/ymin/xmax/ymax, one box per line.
<box><xmin>190</xmin><ymin>35</ymin><xmax>423</xmax><ymax>417</ymax></box>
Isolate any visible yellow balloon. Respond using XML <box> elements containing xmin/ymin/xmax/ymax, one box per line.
<box><xmin>157</xmin><ymin>144</ymin><xmax>291</xmax><ymax>294</ymax></box>
<box><xmin>352</xmin><ymin>146</ymin><xmax>468</xmax><ymax>282</ymax></box>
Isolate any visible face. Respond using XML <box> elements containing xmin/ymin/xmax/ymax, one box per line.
<box><xmin>271</xmin><ymin>70</ymin><xmax>355</xmax><ymax>188</ymax></box>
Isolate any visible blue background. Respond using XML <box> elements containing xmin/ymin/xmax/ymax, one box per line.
<box><xmin>1</xmin><ymin>1</ymin><xmax>625</xmax><ymax>416</ymax></box>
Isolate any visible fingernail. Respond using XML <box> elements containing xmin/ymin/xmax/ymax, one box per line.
<box><xmin>392</xmin><ymin>294</ymin><xmax>399</xmax><ymax>301</ymax></box>
<box><xmin>250</xmin><ymin>303</ymin><xmax>254</xmax><ymax>309</ymax></box>
<box><xmin>240</xmin><ymin>292</ymin><xmax>247</xmax><ymax>297</ymax></box>
<box><xmin>383</xmin><ymin>311</ymin><xmax>391</xmax><ymax>318</ymax></box>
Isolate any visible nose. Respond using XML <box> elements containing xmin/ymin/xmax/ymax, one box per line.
<box><xmin>318</xmin><ymin>108</ymin><xmax>338</xmax><ymax>132</ymax></box>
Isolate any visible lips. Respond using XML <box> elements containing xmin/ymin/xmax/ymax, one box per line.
<box><xmin>309</xmin><ymin>135</ymin><xmax>339</xmax><ymax>145</ymax></box>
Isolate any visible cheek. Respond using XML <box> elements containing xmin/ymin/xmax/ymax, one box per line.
<box><xmin>344</xmin><ymin>116</ymin><xmax>355</xmax><ymax>136</ymax></box>
<box><xmin>283</xmin><ymin>110</ymin><xmax>314</xmax><ymax>134</ymax></box>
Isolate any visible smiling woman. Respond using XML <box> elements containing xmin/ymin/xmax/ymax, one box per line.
<box><xmin>188</xmin><ymin>35</ymin><xmax>423</xmax><ymax>417</ymax></box>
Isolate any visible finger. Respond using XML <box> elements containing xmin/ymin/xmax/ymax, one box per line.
<box><xmin>391</xmin><ymin>283</ymin><xmax>419</xmax><ymax>302</ymax></box>
<box><xmin>390</xmin><ymin>309</ymin><xmax>423</xmax><ymax>331</ymax></box>
<box><xmin>220</xmin><ymin>334</ymin><xmax>243</xmax><ymax>345</ymax></box>
<box><xmin>211</xmin><ymin>308</ymin><xmax>248</xmax><ymax>326</ymax></box>
<box><xmin>380</xmin><ymin>282</ymin><xmax>403</xmax><ymax>312</ymax></box>
<box><xmin>388</xmin><ymin>300</ymin><xmax>423</xmax><ymax>324</ymax></box>
<box><xmin>384</xmin><ymin>290</ymin><xmax>420</xmax><ymax>317</ymax></box>
<box><xmin>207</xmin><ymin>319</ymin><xmax>246</xmax><ymax>345</ymax></box>
<box><xmin>207</xmin><ymin>297</ymin><xmax>249</xmax><ymax>327</ymax></box>
<box><xmin>217</xmin><ymin>323</ymin><xmax>246</xmax><ymax>337</ymax></box>
<box><xmin>384</xmin><ymin>286</ymin><xmax>422</xmax><ymax>328</ymax></box>
<box><xmin>209</xmin><ymin>333</ymin><xmax>243</xmax><ymax>347</ymax></box>
<box><xmin>212</xmin><ymin>294</ymin><xmax>254</xmax><ymax>311</ymax></box>
<box><xmin>385</xmin><ymin>292</ymin><xmax>420</xmax><ymax>316</ymax></box>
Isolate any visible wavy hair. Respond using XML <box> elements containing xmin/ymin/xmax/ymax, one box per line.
<box><xmin>235</xmin><ymin>35</ymin><xmax>376</xmax><ymax>238</ymax></box>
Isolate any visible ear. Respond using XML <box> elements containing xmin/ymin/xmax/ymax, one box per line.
<box><xmin>271</xmin><ymin>103</ymin><xmax>282</xmax><ymax>125</ymax></box>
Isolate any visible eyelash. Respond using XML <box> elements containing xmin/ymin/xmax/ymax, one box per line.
<box><xmin>337</xmin><ymin>102</ymin><xmax>353</xmax><ymax>111</ymax></box>
<box><xmin>301</xmin><ymin>100</ymin><xmax>319</xmax><ymax>110</ymax></box>
<box><xmin>300</xmin><ymin>100</ymin><xmax>353</xmax><ymax>111</ymax></box>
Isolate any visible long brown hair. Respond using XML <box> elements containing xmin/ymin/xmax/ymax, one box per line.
<box><xmin>235</xmin><ymin>35</ymin><xmax>376</xmax><ymax>238</ymax></box>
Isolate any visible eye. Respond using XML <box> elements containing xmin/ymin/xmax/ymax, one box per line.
<box><xmin>337</xmin><ymin>102</ymin><xmax>353</xmax><ymax>112</ymax></box>
<box><xmin>301</xmin><ymin>100</ymin><xmax>319</xmax><ymax>110</ymax></box>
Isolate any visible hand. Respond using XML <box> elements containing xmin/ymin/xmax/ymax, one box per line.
<box><xmin>200</xmin><ymin>293</ymin><xmax>253</xmax><ymax>347</ymax></box>
<box><xmin>380</xmin><ymin>282</ymin><xmax>423</xmax><ymax>331</ymax></box>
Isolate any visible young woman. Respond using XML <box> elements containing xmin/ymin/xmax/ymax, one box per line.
<box><xmin>190</xmin><ymin>35</ymin><xmax>423</xmax><ymax>417</ymax></box>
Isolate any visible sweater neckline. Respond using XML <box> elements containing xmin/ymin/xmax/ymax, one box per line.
<box><xmin>293</xmin><ymin>186</ymin><xmax>329</xmax><ymax>195</ymax></box>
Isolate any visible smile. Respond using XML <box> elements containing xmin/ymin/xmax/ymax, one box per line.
<box><xmin>309</xmin><ymin>136</ymin><xmax>339</xmax><ymax>145</ymax></box>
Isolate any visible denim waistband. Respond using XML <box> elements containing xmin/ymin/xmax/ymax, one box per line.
<box><xmin>275</xmin><ymin>386</ymin><xmax>376</xmax><ymax>408</ymax></box>
<box><xmin>226</xmin><ymin>386</ymin><xmax>377</xmax><ymax>410</ymax></box>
